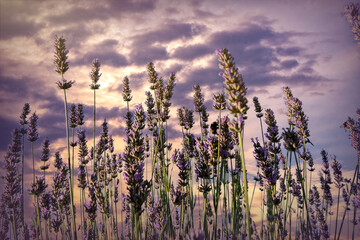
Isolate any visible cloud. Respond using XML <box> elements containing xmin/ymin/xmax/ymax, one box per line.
<box><xmin>170</xmin><ymin>44</ymin><xmax>212</xmax><ymax>60</ymax></box>
<box><xmin>46</xmin><ymin>0</ymin><xmax>156</xmax><ymax>26</ymax></box>
<box><xmin>280</xmin><ymin>59</ymin><xmax>299</xmax><ymax>69</ymax></box>
<box><xmin>129</xmin><ymin>46</ymin><xmax>168</xmax><ymax>65</ymax></box>
<box><xmin>276</xmin><ymin>47</ymin><xmax>302</xmax><ymax>56</ymax></box>
<box><xmin>131</xmin><ymin>23</ymin><xmax>205</xmax><ymax>47</ymax></box>
<box><xmin>0</xmin><ymin>18</ymin><xmax>44</xmax><ymax>40</ymax></box>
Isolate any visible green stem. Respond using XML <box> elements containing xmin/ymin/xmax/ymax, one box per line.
<box><xmin>63</xmin><ymin>89</ymin><xmax>77</xmax><ymax>240</ymax></box>
<box><xmin>237</xmin><ymin>123</ymin><xmax>251</xmax><ymax>240</ymax></box>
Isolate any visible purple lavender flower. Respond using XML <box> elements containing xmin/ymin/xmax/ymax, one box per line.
<box><xmin>27</xmin><ymin>112</ymin><xmax>39</xmax><ymax>142</ymax></box>
<box><xmin>217</xmin><ymin>48</ymin><xmax>249</xmax><ymax>118</ymax></box>
<box><xmin>251</xmin><ymin>138</ymin><xmax>279</xmax><ymax>189</ymax></box>
<box><xmin>173</xmin><ymin>149</ymin><xmax>190</xmax><ymax>187</ymax></box>
<box><xmin>147</xmin><ymin>197</ymin><xmax>165</xmax><ymax>232</ymax></box>
<box><xmin>147</xmin><ymin>62</ymin><xmax>159</xmax><ymax>90</ymax></box>
<box><xmin>145</xmin><ymin>91</ymin><xmax>156</xmax><ymax>131</ymax></box>
<box><xmin>253</xmin><ymin>97</ymin><xmax>263</xmax><ymax>118</ymax></box>
<box><xmin>40</xmin><ymin>137</ymin><xmax>50</xmax><ymax>172</ymax></box>
<box><xmin>193</xmin><ymin>84</ymin><xmax>205</xmax><ymax>112</ymax></box>
<box><xmin>85</xmin><ymin>182</ymin><xmax>97</xmax><ymax>223</ymax></box>
<box><xmin>331</xmin><ymin>156</ymin><xmax>344</xmax><ymax>189</ymax></box>
<box><xmin>122</xmin><ymin>76</ymin><xmax>133</xmax><ymax>102</ymax></box>
<box><xmin>90</xmin><ymin>58</ymin><xmax>101</xmax><ymax>90</ymax></box>
<box><xmin>77</xmin><ymin>129</ymin><xmax>89</xmax><ymax>164</ymax></box>
<box><xmin>265</xmin><ymin>109</ymin><xmax>281</xmax><ymax>145</ymax></box>
<box><xmin>193</xmin><ymin>84</ymin><xmax>209</xmax><ymax>135</ymax></box>
<box><xmin>312</xmin><ymin>186</ymin><xmax>329</xmax><ymax>239</ymax></box>
<box><xmin>213</xmin><ymin>92</ymin><xmax>226</xmax><ymax>111</ymax></box>
<box><xmin>282</xmin><ymin>127</ymin><xmax>301</xmax><ymax>152</ymax></box>
<box><xmin>40</xmin><ymin>192</ymin><xmax>52</xmax><ymax>220</ymax></box>
<box><xmin>343</xmin><ymin>109</ymin><xmax>360</xmax><ymax>154</ymax></box>
<box><xmin>178</xmin><ymin>107</ymin><xmax>194</xmax><ymax>130</ymax></box>
<box><xmin>30</xmin><ymin>176</ymin><xmax>48</xmax><ymax>196</ymax></box>
<box><xmin>19</xmin><ymin>103</ymin><xmax>31</xmax><ymax>127</ymax></box>
<box><xmin>170</xmin><ymin>184</ymin><xmax>187</xmax><ymax>205</ymax></box>
<box><xmin>77</xmin><ymin>164</ymin><xmax>87</xmax><ymax>189</ymax></box>
<box><xmin>54</xmin><ymin>36</ymin><xmax>69</xmax><ymax>75</ymax></box>
<box><xmin>69</xmin><ymin>103</ymin><xmax>78</xmax><ymax>129</ymax></box>
<box><xmin>122</xmin><ymin>104</ymin><xmax>151</xmax><ymax>214</ymax></box>
<box><xmin>77</xmin><ymin>103</ymin><xmax>85</xmax><ymax>126</ymax></box>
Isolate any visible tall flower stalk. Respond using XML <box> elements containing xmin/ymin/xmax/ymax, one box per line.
<box><xmin>217</xmin><ymin>48</ymin><xmax>251</xmax><ymax>239</ymax></box>
<box><xmin>90</xmin><ymin>58</ymin><xmax>101</xmax><ymax>173</ymax></box>
<box><xmin>54</xmin><ymin>36</ymin><xmax>77</xmax><ymax>240</ymax></box>
<box><xmin>19</xmin><ymin>103</ymin><xmax>30</xmax><ymax>230</ymax></box>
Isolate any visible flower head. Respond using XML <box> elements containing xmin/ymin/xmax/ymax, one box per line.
<box><xmin>217</xmin><ymin>48</ymin><xmax>249</xmax><ymax>118</ymax></box>
<box><xmin>90</xmin><ymin>58</ymin><xmax>101</xmax><ymax>90</ymax></box>
<box><xmin>122</xmin><ymin>76</ymin><xmax>132</xmax><ymax>102</ymax></box>
<box><xmin>27</xmin><ymin>112</ymin><xmax>39</xmax><ymax>142</ymax></box>
<box><xmin>253</xmin><ymin>97</ymin><xmax>263</xmax><ymax>118</ymax></box>
<box><xmin>213</xmin><ymin>92</ymin><xmax>226</xmax><ymax>111</ymax></box>
<box><xmin>19</xmin><ymin>103</ymin><xmax>31</xmax><ymax>126</ymax></box>
<box><xmin>77</xmin><ymin>103</ymin><xmax>85</xmax><ymax>126</ymax></box>
<box><xmin>54</xmin><ymin>36</ymin><xmax>69</xmax><ymax>76</ymax></box>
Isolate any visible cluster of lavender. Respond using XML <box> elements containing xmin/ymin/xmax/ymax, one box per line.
<box><xmin>2</xmin><ymin>35</ymin><xmax>360</xmax><ymax>240</ymax></box>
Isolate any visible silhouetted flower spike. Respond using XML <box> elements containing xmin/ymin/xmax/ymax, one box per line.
<box><xmin>147</xmin><ymin>62</ymin><xmax>158</xmax><ymax>90</ymax></box>
<box><xmin>343</xmin><ymin>109</ymin><xmax>360</xmax><ymax>154</ymax></box>
<box><xmin>54</xmin><ymin>151</ymin><xmax>63</xmax><ymax>170</ymax></box>
<box><xmin>90</xmin><ymin>58</ymin><xmax>101</xmax><ymax>90</ymax></box>
<box><xmin>69</xmin><ymin>103</ymin><xmax>77</xmax><ymax>128</ymax></box>
<box><xmin>282</xmin><ymin>127</ymin><xmax>301</xmax><ymax>152</ymax></box>
<box><xmin>27</xmin><ymin>112</ymin><xmax>39</xmax><ymax>142</ymax></box>
<box><xmin>253</xmin><ymin>97</ymin><xmax>263</xmax><ymax>118</ymax></box>
<box><xmin>122</xmin><ymin>76</ymin><xmax>132</xmax><ymax>102</ymax></box>
<box><xmin>40</xmin><ymin>192</ymin><xmax>51</xmax><ymax>220</ymax></box>
<box><xmin>40</xmin><ymin>137</ymin><xmax>50</xmax><ymax>171</ymax></box>
<box><xmin>331</xmin><ymin>156</ymin><xmax>344</xmax><ymax>189</ymax></box>
<box><xmin>19</xmin><ymin>103</ymin><xmax>31</xmax><ymax>126</ymax></box>
<box><xmin>217</xmin><ymin>48</ymin><xmax>249</xmax><ymax>118</ymax></box>
<box><xmin>164</xmin><ymin>72</ymin><xmax>176</xmax><ymax>101</ymax></box>
<box><xmin>77</xmin><ymin>103</ymin><xmax>85</xmax><ymax>126</ymax></box>
<box><xmin>54</xmin><ymin>36</ymin><xmax>69</xmax><ymax>76</ymax></box>
<box><xmin>193</xmin><ymin>84</ymin><xmax>205</xmax><ymax>113</ymax></box>
<box><xmin>30</xmin><ymin>176</ymin><xmax>48</xmax><ymax>196</ymax></box>
<box><xmin>57</xmin><ymin>78</ymin><xmax>75</xmax><ymax>90</ymax></box>
<box><xmin>213</xmin><ymin>92</ymin><xmax>226</xmax><ymax>111</ymax></box>
<box><xmin>265</xmin><ymin>109</ymin><xmax>281</xmax><ymax>144</ymax></box>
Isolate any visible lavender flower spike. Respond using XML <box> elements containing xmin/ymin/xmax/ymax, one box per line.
<box><xmin>27</xmin><ymin>112</ymin><xmax>39</xmax><ymax>142</ymax></box>
<box><xmin>90</xmin><ymin>58</ymin><xmax>101</xmax><ymax>90</ymax></box>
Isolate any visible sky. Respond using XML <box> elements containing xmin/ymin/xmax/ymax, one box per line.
<box><xmin>0</xmin><ymin>0</ymin><xmax>359</xmax><ymax>190</ymax></box>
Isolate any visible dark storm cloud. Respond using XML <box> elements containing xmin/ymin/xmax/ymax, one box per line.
<box><xmin>74</xmin><ymin>51</ymin><xmax>128</xmax><ymax>67</ymax></box>
<box><xmin>276</xmin><ymin>47</ymin><xmax>303</xmax><ymax>56</ymax></box>
<box><xmin>72</xmin><ymin>39</ymin><xmax>128</xmax><ymax>67</ymax></box>
<box><xmin>131</xmin><ymin>23</ymin><xmax>205</xmax><ymax>47</ymax></box>
<box><xmin>170</xmin><ymin>44</ymin><xmax>212</xmax><ymax>60</ymax></box>
<box><xmin>130</xmin><ymin>46</ymin><xmax>168</xmax><ymax>65</ymax></box>
<box><xmin>210</xmin><ymin>23</ymin><xmax>291</xmax><ymax>49</ymax></box>
<box><xmin>280</xmin><ymin>59</ymin><xmax>299</xmax><ymax>69</ymax></box>
<box><xmin>169</xmin><ymin>21</ymin><xmax>328</xmax><ymax>102</ymax></box>
<box><xmin>0</xmin><ymin>18</ymin><xmax>44</xmax><ymax>40</ymax></box>
<box><xmin>47</xmin><ymin>0</ymin><xmax>156</xmax><ymax>25</ymax></box>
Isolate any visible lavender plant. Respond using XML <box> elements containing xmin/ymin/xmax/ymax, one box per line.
<box><xmin>2</xmin><ymin>36</ymin><xmax>360</xmax><ymax>240</ymax></box>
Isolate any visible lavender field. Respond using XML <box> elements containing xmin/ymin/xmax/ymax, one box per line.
<box><xmin>0</xmin><ymin>1</ymin><xmax>360</xmax><ymax>240</ymax></box>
